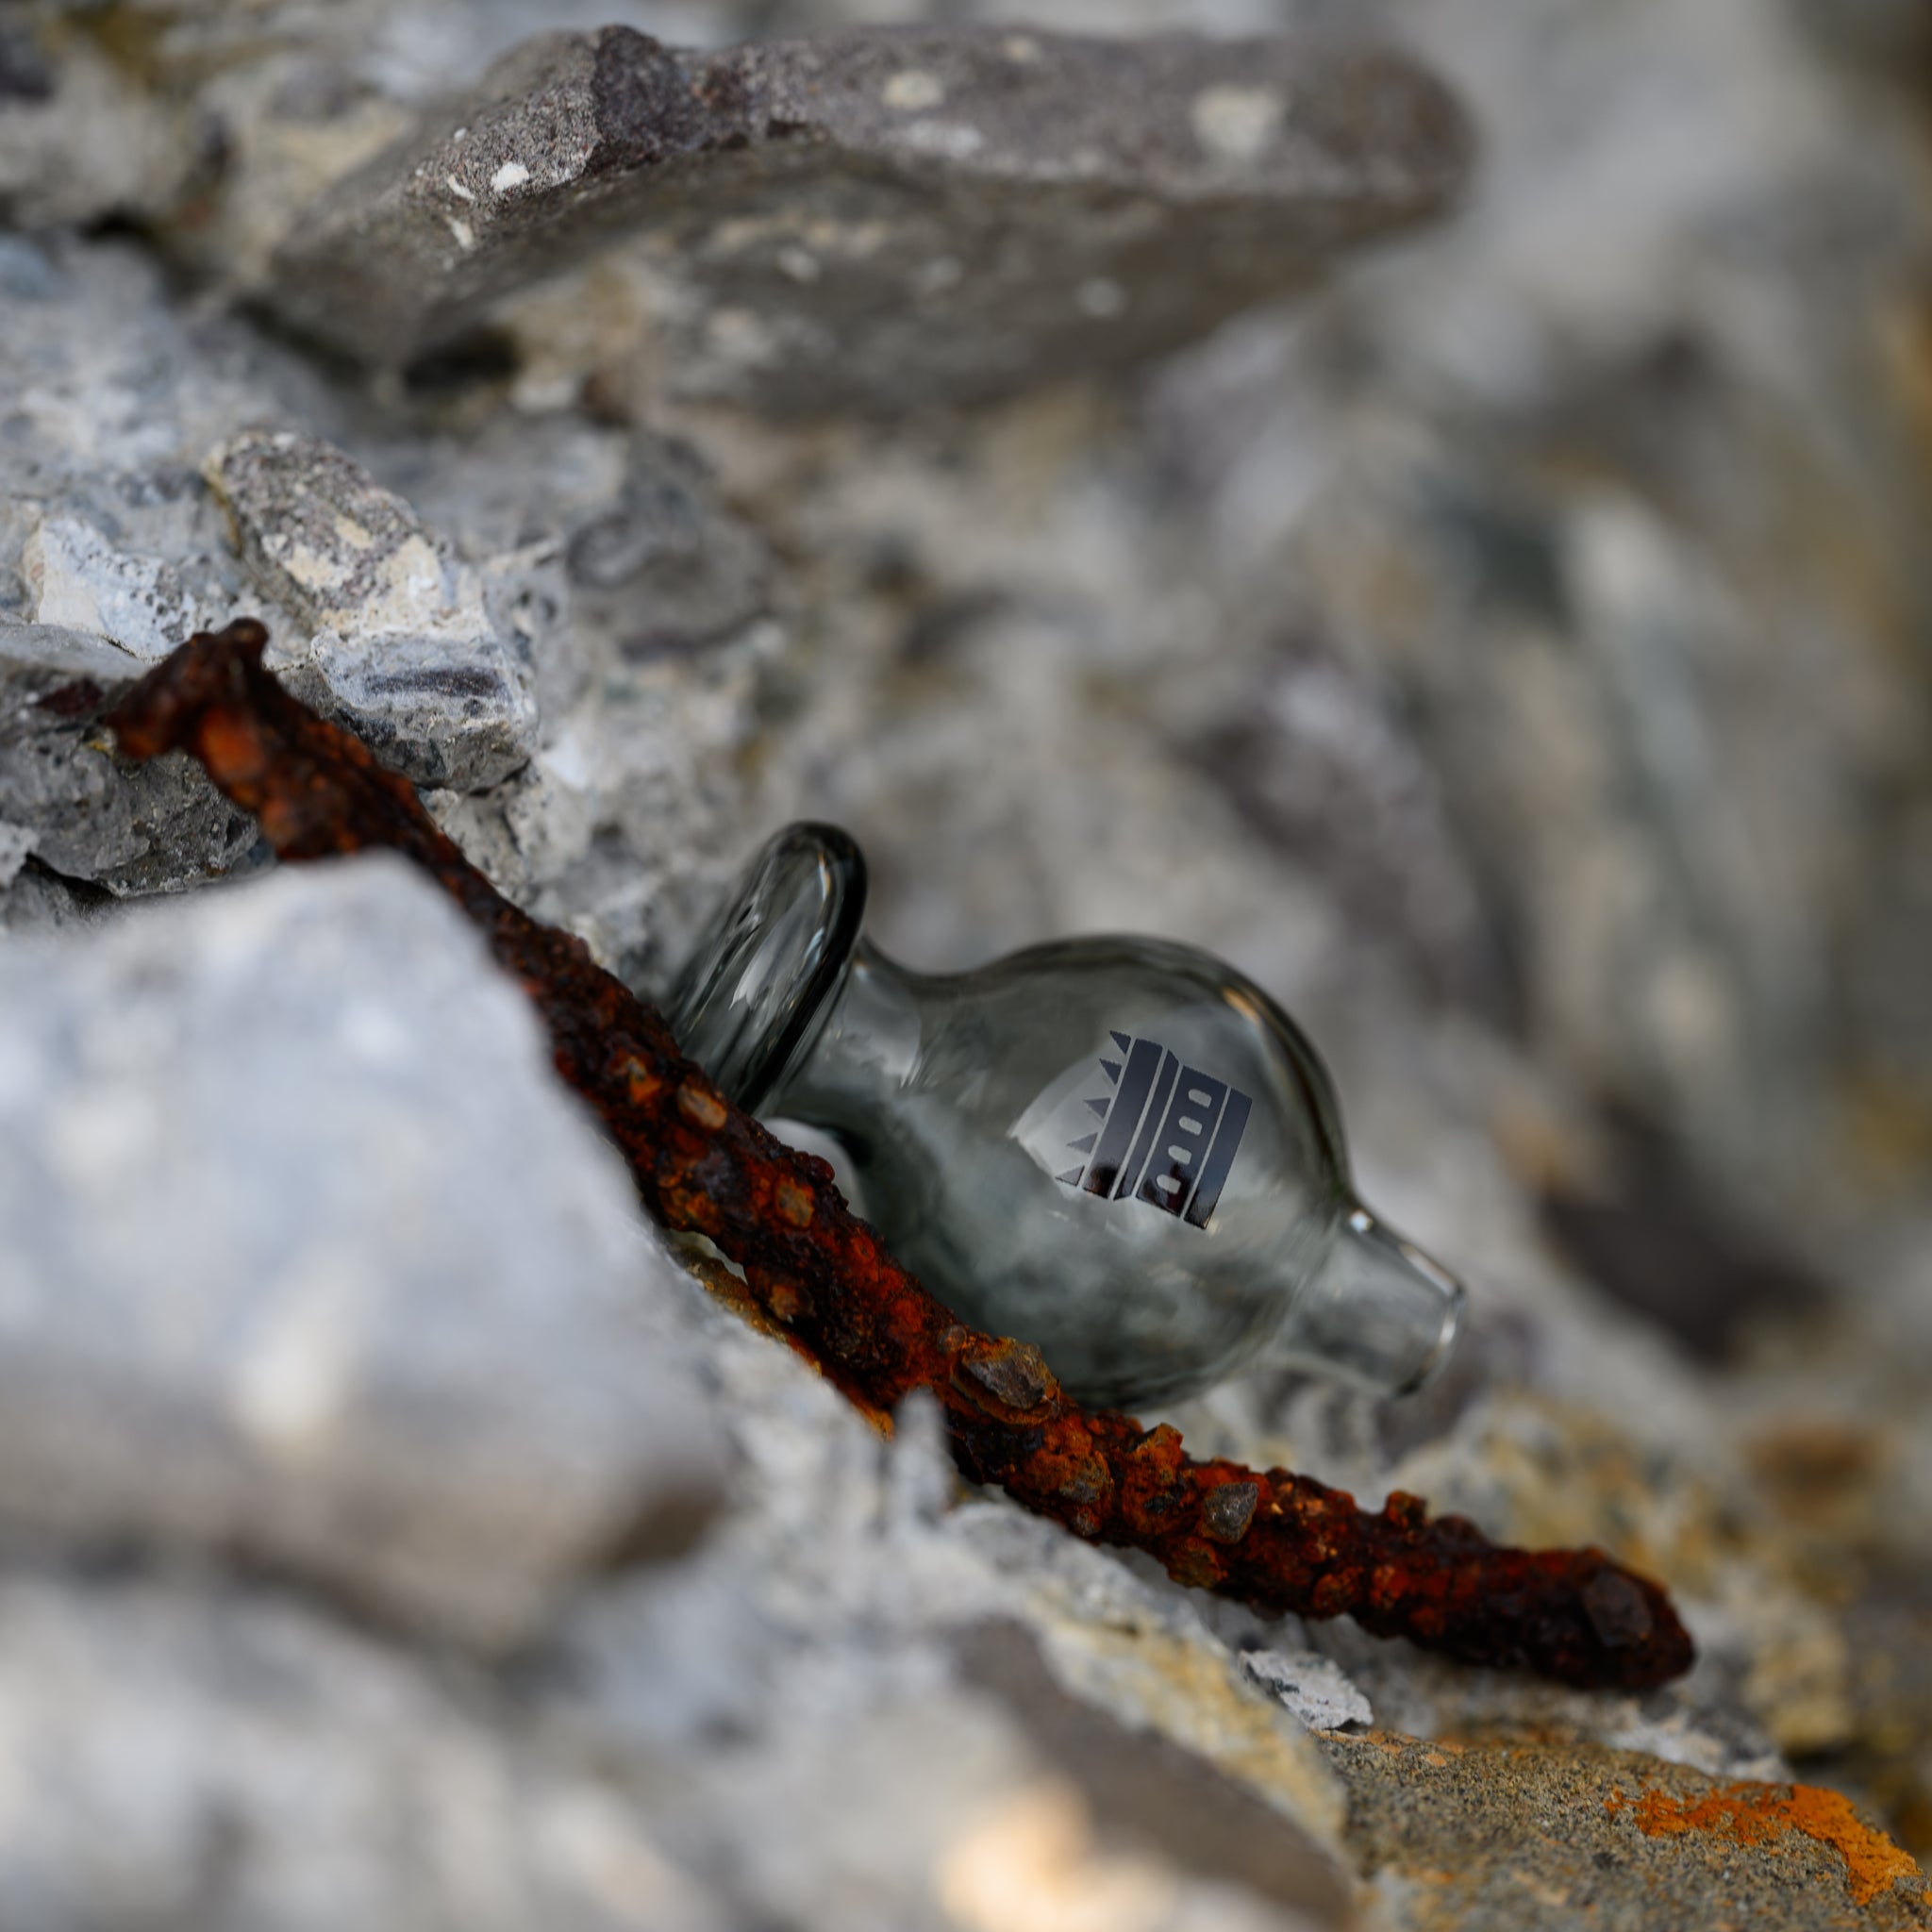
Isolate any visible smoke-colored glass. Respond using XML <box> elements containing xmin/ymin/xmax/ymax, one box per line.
<box><xmin>670</xmin><ymin>823</ymin><xmax>1465</xmax><ymax>1410</ymax></box>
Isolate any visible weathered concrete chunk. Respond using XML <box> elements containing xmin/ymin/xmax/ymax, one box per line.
<box><xmin>206</xmin><ymin>430</ymin><xmax>541</xmax><ymax>788</ymax></box>
<box><xmin>267</xmin><ymin>25</ymin><xmax>1473</xmax><ymax>411</ymax></box>
<box><xmin>0</xmin><ymin>620</ymin><xmax>266</xmax><ymax>895</ymax></box>
<box><xmin>0</xmin><ymin>857</ymin><xmax>728</xmax><ymax>1649</ymax></box>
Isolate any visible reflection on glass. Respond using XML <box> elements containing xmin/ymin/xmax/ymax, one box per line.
<box><xmin>671</xmin><ymin>824</ymin><xmax>1465</xmax><ymax>1410</ymax></box>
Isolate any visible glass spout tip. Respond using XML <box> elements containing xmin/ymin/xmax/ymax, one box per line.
<box><xmin>1274</xmin><ymin>1201</ymin><xmax>1466</xmax><ymax>1396</ymax></box>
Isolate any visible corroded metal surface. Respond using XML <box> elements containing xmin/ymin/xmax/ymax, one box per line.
<box><xmin>108</xmin><ymin>622</ymin><xmax>1694</xmax><ymax>1690</ymax></box>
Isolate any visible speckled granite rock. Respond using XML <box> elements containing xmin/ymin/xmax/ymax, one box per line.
<box><xmin>206</xmin><ymin>430</ymin><xmax>540</xmax><ymax>789</ymax></box>
<box><xmin>1327</xmin><ymin>1732</ymin><xmax>1926</xmax><ymax>1930</ymax></box>
<box><xmin>265</xmin><ymin>24</ymin><xmax>1472</xmax><ymax>409</ymax></box>
<box><xmin>0</xmin><ymin>857</ymin><xmax>727</xmax><ymax>1649</ymax></box>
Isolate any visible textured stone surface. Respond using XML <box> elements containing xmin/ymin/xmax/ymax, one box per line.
<box><xmin>0</xmin><ymin>23</ymin><xmax>193</xmax><ymax>233</ymax></box>
<box><xmin>1242</xmin><ymin>1650</ymin><xmax>1375</xmax><ymax>1735</ymax></box>
<box><xmin>0</xmin><ymin>860</ymin><xmax>113</xmax><ymax>938</ymax></box>
<box><xmin>0</xmin><ymin>621</ymin><xmax>266</xmax><ymax>895</ymax></box>
<box><xmin>0</xmin><ymin>858</ymin><xmax>727</xmax><ymax>1648</ymax></box>
<box><xmin>0</xmin><ymin>237</ymin><xmax>323</xmax><ymax>892</ymax></box>
<box><xmin>266</xmin><ymin>24</ymin><xmax>1473</xmax><ymax>409</ymax></box>
<box><xmin>0</xmin><ymin>1575</ymin><xmax>731</xmax><ymax>1932</ymax></box>
<box><xmin>206</xmin><ymin>430</ymin><xmax>540</xmax><ymax>789</ymax></box>
<box><xmin>389</xmin><ymin>411</ymin><xmax>779</xmax><ymax>992</ymax></box>
<box><xmin>1326</xmin><ymin>1732</ymin><xmax>1928</xmax><ymax>1931</ymax></box>
<box><xmin>0</xmin><ymin>228</ymin><xmax>765</xmax><ymax>958</ymax></box>
<box><xmin>22</xmin><ymin>508</ymin><xmax>208</xmax><ymax>660</ymax></box>
<box><xmin>551</xmin><ymin>1297</ymin><xmax>1355</xmax><ymax>1930</ymax></box>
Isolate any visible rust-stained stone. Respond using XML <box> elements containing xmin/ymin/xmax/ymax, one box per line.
<box><xmin>1325</xmin><ymin>1731</ymin><xmax>1929</xmax><ymax>1931</ymax></box>
<box><xmin>107</xmin><ymin>622</ymin><xmax>1694</xmax><ymax>1692</ymax></box>
<box><xmin>265</xmin><ymin>25</ymin><xmax>1473</xmax><ymax>412</ymax></box>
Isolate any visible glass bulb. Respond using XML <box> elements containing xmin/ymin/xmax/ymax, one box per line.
<box><xmin>670</xmin><ymin>824</ymin><xmax>1465</xmax><ymax>1410</ymax></box>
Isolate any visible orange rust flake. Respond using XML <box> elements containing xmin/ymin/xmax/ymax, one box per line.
<box><xmin>1607</xmin><ymin>1781</ymin><xmax>1920</xmax><ymax>1907</ymax></box>
<box><xmin>194</xmin><ymin>708</ymin><xmax>270</xmax><ymax>784</ymax></box>
<box><xmin>676</xmin><ymin>1082</ymin><xmax>728</xmax><ymax>1129</ymax></box>
<box><xmin>619</xmin><ymin>1055</ymin><xmax>664</xmax><ymax>1107</ymax></box>
<box><xmin>1168</xmin><ymin>1542</ymin><xmax>1225</xmax><ymax>1590</ymax></box>
<box><xmin>774</xmin><ymin>1177</ymin><xmax>816</xmax><ymax>1227</ymax></box>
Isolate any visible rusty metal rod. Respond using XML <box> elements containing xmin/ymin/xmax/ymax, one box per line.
<box><xmin>107</xmin><ymin>621</ymin><xmax>1693</xmax><ymax>1690</ymax></box>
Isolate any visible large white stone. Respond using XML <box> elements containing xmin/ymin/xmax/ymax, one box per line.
<box><xmin>0</xmin><ymin>855</ymin><xmax>726</xmax><ymax>1648</ymax></box>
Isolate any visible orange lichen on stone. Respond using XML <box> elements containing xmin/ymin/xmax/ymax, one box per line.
<box><xmin>1607</xmin><ymin>1780</ymin><xmax>1921</xmax><ymax>1907</ymax></box>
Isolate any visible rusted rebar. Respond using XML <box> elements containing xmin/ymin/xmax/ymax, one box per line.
<box><xmin>108</xmin><ymin>621</ymin><xmax>1694</xmax><ymax>1690</ymax></box>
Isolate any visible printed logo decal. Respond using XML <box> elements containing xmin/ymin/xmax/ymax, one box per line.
<box><xmin>1053</xmin><ymin>1032</ymin><xmax>1252</xmax><ymax>1229</ymax></box>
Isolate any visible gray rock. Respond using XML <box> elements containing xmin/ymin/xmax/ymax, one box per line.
<box><xmin>0</xmin><ymin>229</ymin><xmax>770</xmax><ymax>941</ymax></box>
<box><xmin>0</xmin><ymin>620</ymin><xmax>267</xmax><ymax>896</ymax></box>
<box><xmin>5</xmin><ymin>2</ymin><xmax>1932</xmax><ymax>1923</ymax></box>
<box><xmin>0</xmin><ymin>1574</ymin><xmax>728</xmax><ymax>1932</ymax></box>
<box><xmin>562</xmin><ymin>435</ymin><xmax>773</xmax><ymax>664</ymax></box>
<box><xmin>0</xmin><ymin>24</ymin><xmax>193</xmax><ymax>233</ymax></box>
<box><xmin>21</xmin><ymin>507</ymin><xmax>208</xmax><ymax>660</ymax></box>
<box><xmin>0</xmin><ymin>858</ymin><xmax>115</xmax><ymax>940</ymax></box>
<box><xmin>206</xmin><ymin>430</ymin><xmax>541</xmax><ymax>790</ymax></box>
<box><xmin>958</xmin><ymin>1620</ymin><xmax>1357</xmax><ymax>1927</ymax></box>
<box><xmin>1240</xmin><ymin>1650</ymin><xmax>1374</xmax><ymax>1734</ymax></box>
<box><xmin>0</xmin><ymin>241</ymin><xmax>327</xmax><ymax>894</ymax></box>
<box><xmin>266</xmin><ymin>24</ymin><xmax>1473</xmax><ymax>410</ymax></box>
<box><xmin>0</xmin><ymin>856</ymin><xmax>727</xmax><ymax>1649</ymax></box>
<box><xmin>0</xmin><ymin>824</ymin><xmax>34</xmax><ymax>893</ymax></box>
<box><xmin>379</xmin><ymin>416</ymin><xmax>779</xmax><ymax>995</ymax></box>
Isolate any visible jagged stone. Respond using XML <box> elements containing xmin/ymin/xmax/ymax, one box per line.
<box><xmin>0</xmin><ymin>620</ymin><xmax>267</xmax><ymax>896</ymax></box>
<box><xmin>266</xmin><ymin>25</ymin><xmax>1473</xmax><ymax>411</ymax></box>
<box><xmin>0</xmin><ymin>857</ymin><xmax>728</xmax><ymax>1649</ymax></box>
<box><xmin>205</xmin><ymin>430</ymin><xmax>541</xmax><ymax>790</ymax></box>
<box><xmin>22</xmin><ymin>507</ymin><xmax>208</xmax><ymax>659</ymax></box>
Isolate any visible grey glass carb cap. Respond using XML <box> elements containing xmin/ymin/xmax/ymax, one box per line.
<box><xmin>670</xmin><ymin>823</ymin><xmax>1465</xmax><ymax>1411</ymax></box>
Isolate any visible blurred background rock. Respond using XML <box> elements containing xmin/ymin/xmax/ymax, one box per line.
<box><xmin>2</xmin><ymin>1</ymin><xmax>1930</xmax><ymax>1926</ymax></box>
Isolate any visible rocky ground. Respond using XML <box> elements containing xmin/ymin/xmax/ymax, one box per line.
<box><xmin>3</xmin><ymin>2</ymin><xmax>1932</xmax><ymax>1927</ymax></box>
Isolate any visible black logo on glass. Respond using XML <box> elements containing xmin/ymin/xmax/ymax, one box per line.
<box><xmin>1054</xmin><ymin>1032</ymin><xmax>1252</xmax><ymax>1229</ymax></box>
